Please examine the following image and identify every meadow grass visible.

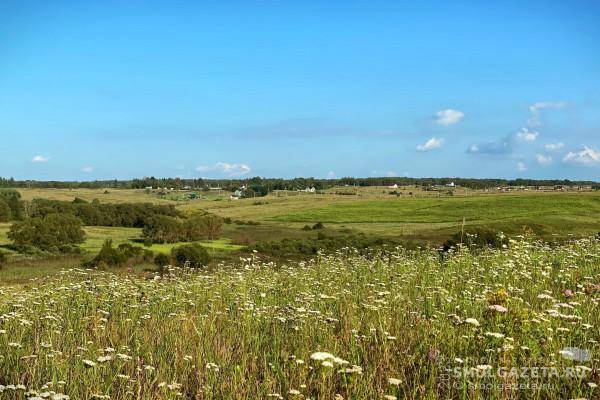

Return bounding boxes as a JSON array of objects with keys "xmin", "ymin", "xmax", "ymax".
[{"xmin": 0, "ymin": 236, "xmax": 598, "ymax": 399}]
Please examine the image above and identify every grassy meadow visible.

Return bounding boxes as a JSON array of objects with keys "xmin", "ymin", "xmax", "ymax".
[{"xmin": 0, "ymin": 236, "xmax": 598, "ymax": 399}]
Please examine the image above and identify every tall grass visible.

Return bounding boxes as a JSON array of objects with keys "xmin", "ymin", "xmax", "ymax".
[{"xmin": 0, "ymin": 236, "xmax": 598, "ymax": 399}]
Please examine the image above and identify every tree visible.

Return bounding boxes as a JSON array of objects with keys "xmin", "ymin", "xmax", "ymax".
[
  {"xmin": 198, "ymin": 214, "xmax": 223, "ymax": 240},
  {"xmin": 142, "ymin": 215, "xmax": 183, "ymax": 243},
  {"xmin": 0, "ymin": 198, "xmax": 11, "ymax": 222},
  {"xmin": 8, "ymin": 213, "xmax": 85, "ymax": 251},
  {"xmin": 184, "ymin": 213, "xmax": 223, "ymax": 241},
  {"xmin": 0, "ymin": 189, "xmax": 23, "ymax": 220},
  {"xmin": 171, "ymin": 244, "xmax": 209, "ymax": 268}
]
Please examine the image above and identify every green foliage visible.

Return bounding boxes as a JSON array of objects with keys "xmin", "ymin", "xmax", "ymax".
[
  {"xmin": 143, "ymin": 214, "xmax": 223, "ymax": 244},
  {"xmin": 0, "ymin": 189, "xmax": 23, "ymax": 220},
  {"xmin": 0, "ymin": 198, "xmax": 11, "ymax": 222},
  {"xmin": 154, "ymin": 253, "xmax": 171, "ymax": 267},
  {"xmin": 442, "ymin": 228, "xmax": 509, "ymax": 251},
  {"xmin": 142, "ymin": 215, "xmax": 183, "ymax": 244},
  {"xmin": 85, "ymin": 239, "xmax": 152, "ymax": 268},
  {"xmin": 8, "ymin": 213, "xmax": 85, "ymax": 251},
  {"xmin": 249, "ymin": 232, "xmax": 401, "ymax": 259},
  {"xmin": 171, "ymin": 243, "xmax": 210, "ymax": 268},
  {"xmin": 86, "ymin": 239, "xmax": 128, "ymax": 267},
  {"xmin": 0, "ymin": 251, "xmax": 6, "ymax": 268},
  {"xmin": 28, "ymin": 198, "xmax": 179, "ymax": 227},
  {"xmin": 312, "ymin": 222, "xmax": 325, "ymax": 230}
]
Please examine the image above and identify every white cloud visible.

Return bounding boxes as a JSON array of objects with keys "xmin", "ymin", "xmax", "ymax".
[
  {"xmin": 31, "ymin": 155, "xmax": 50, "ymax": 163},
  {"xmin": 467, "ymin": 144, "xmax": 479, "ymax": 153},
  {"xmin": 544, "ymin": 142, "xmax": 564, "ymax": 151},
  {"xmin": 82, "ymin": 166, "xmax": 94, "ymax": 173},
  {"xmin": 534, "ymin": 154, "xmax": 552, "ymax": 165},
  {"xmin": 517, "ymin": 162, "xmax": 527, "ymax": 172},
  {"xmin": 417, "ymin": 137, "xmax": 443, "ymax": 152},
  {"xmin": 563, "ymin": 146, "xmax": 600, "ymax": 166},
  {"xmin": 516, "ymin": 127, "xmax": 538, "ymax": 142},
  {"xmin": 196, "ymin": 161, "xmax": 251, "ymax": 177},
  {"xmin": 527, "ymin": 101, "xmax": 565, "ymax": 128},
  {"xmin": 327, "ymin": 171, "xmax": 336, "ymax": 179},
  {"xmin": 434, "ymin": 109, "xmax": 464, "ymax": 126}
]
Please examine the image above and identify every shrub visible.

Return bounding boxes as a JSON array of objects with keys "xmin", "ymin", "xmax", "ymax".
[
  {"xmin": 154, "ymin": 253, "xmax": 171, "ymax": 267},
  {"xmin": 0, "ymin": 251, "xmax": 6, "ymax": 268},
  {"xmin": 85, "ymin": 240, "xmax": 151, "ymax": 268},
  {"xmin": 302, "ymin": 225, "xmax": 312, "ymax": 231},
  {"xmin": 86, "ymin": 239, "xmax": 128, "ymax": 267},
  {"xmin": 8, "ymin": 213, "xmax": 85, "ymax": 251},
  {"xmin": 312, "ymin": 222, "xmax": 325, "ymax": 230},
  {"xmin": 442, "ymin": 228, "xmax": 509, "ymax": 252},
  {"xmin": 171, "ymin": 244, "xmax": 209, "ymax": 268}
]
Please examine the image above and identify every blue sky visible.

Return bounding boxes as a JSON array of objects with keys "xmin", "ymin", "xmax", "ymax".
[{"xmin": 1, "ymin": 0, "xmax": 599, "ymax": 180}]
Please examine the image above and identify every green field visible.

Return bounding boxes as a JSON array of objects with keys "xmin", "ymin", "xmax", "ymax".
[
  {"xmin": 2, "ymin": 189, "xmax": 599, "ymax": 285},
  {"xmin": 0, "ymin": 236, "xmax": 597, "ymax": 399},
  {"xmin": 271, "ymin": 194, "xmax": 600, "ymax": 223}
]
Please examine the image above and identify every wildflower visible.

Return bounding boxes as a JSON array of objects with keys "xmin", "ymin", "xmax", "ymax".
[
  {"xmin": 384, "ymin": 396, "xmax": 397, "ymax": 400},
  {"xmin": 488, "ymin": 304, "xmax": 508, "ymax": 313},
  {"xmin": 83, "ymin": 359, "xmax": 97, "ymax": 368},
  {"xmin": 388, "ymin": 378, "xmax": 402, "ymax": 386},
  {"xmin": 563, "ymin": 289, "xmax": 574, "ymax": 298},
  {"xmin": 465, "ymin": 318, "xmax": 480, "ymax": 327},
  {"xmin": 310, "ymin": 352, "xmax": 348, "ymax": 365}
]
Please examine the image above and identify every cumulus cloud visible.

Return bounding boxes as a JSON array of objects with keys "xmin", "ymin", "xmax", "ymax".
[
  {"xmin": 516, "ymin": 127, "xmax": 538, "ymax": 142},
  {"xmin": 544, "ymin": 142, "xmax": 564, "ymax": 151},
  {"xmin": 434, "ymin": 109, "xmax": 464, "ymax": 126},
  {"xmin": 563, "ymin": 147, "xmax": 600, "ymax": 166},
  {"xmin": 196, "ymin": 161, "xmax": 251, "ymax": 177},
  {"xmin": 82, "ymin": 166, "xmax": 94, "ymax": 173},
  {"xmin": 527, "ymin": 102, "xmax": 566, "ymax": 128},
  {"xmin": 31, "ymin": 155, "xmax": 50, "ymax": 163},
  {"xmin": 417, "ymin": 137, "xmax": 443, "ymax": 152},
  {"xmin": 327, "ymin": 171, "xmax": 336, "ymax": 179},
  {"xmin": 517, "ymin": 162, "xmax": 527, "ymax": 172},
  {"xmin": 535, "ymin": 154, "xmax": 552, "ymax": 165}
]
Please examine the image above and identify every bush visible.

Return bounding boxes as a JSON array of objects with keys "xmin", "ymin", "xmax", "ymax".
[
  {"xmin": 171, "ymin": 244, "xmax": 209, "ymax": 268},
  {"xmin": 302, "ymin": 225, "xmax": 312, "ymax": 231},
  {"xmin": 154, "ymin": 253, "xmax": 171, "ymax": 267},
  {"xmin": 85, "ymin": 239, "xmax": 128, "ymax": 267},
  {"xmin": 442, "ymin": 228, "xmax": 508, "ymax": 252},
  {"xmin": 0, "ymin": 251, "xmax": 6, "ymax": 268},
  {"xmin": 8, "ymin": 213, "xmax": 85, "ymax": 251},
  {"xmin": 312, "ymin": 222, "xmax": 325, "ymax": 230},
  {"xmin": 85, "ymin": 240, "xmax": 151, "ymax": 268}
]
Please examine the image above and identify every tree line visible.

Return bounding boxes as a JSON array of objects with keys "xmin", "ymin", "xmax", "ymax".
[
  {"xmin": 2, "ymin": 195, "xmax": 223, "ymax": 252},
  {"xmin": 2, "ymin": 176, "xmax": 597, "ymax": 191}
]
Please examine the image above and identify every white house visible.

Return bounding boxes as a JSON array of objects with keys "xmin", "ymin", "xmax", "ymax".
[{"xmin": 389, "ymin": 184, "xmax": 398, "ymax": 189}]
